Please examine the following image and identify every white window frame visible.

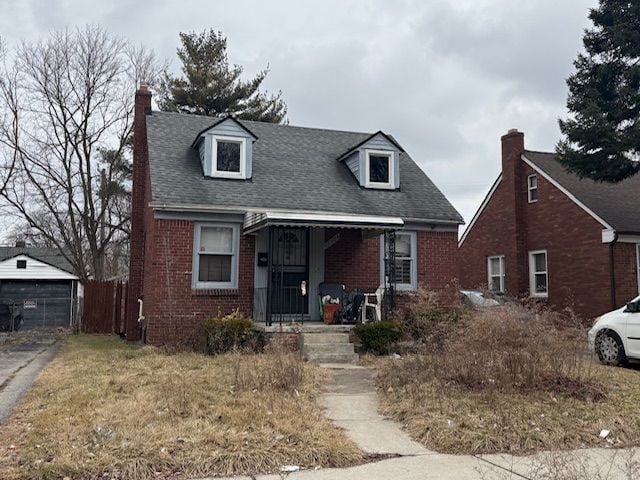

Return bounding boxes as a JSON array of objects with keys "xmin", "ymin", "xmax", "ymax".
[
  {"xmin": 211, "ymin": 135, "xmax": 247, "ymax": 179},
  {"xmin": 365, "ymin": 149, "xmax": 395, "ymax": 189},
  {"xmin": 527, "ymin": 174, "xmax": 538, "ymax": 203},
  {"xmin": 379, "ymin": 231, "xmax": 417, "ymax": 291},
  {"xmin": 487, "ymin": 255, "xmax": 505, "ymax": 293},
  {"xmin": 528, "ymin": 249, "xmax": 548, "ymax": 298},
  {"xmin": 192, "ymin": 223, "xmax": 240, "ymax": 289}
]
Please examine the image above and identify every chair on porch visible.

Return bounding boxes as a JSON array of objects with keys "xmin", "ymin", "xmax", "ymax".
[{"xmin": 361, "ymin": 286, "xmax": 384, "ymax": 323}]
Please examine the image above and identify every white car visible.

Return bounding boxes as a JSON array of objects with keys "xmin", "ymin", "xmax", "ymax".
[{"xmin": 588, "ymin": 295, "xmax": 640, "ymax": 366}]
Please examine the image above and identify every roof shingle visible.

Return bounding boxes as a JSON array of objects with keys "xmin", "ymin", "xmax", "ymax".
[{"xmin": 146, "ymin": 111, "xmax": 463, "ymax": 224}]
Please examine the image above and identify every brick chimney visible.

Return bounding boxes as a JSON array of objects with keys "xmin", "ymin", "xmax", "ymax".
[
  {"xmin": 500, "ymin": 128, "xmax": 528, "ymax": 295},
  {"xmin": 126, "ymin": 85, "xmax": 152, "ymax": 341}
]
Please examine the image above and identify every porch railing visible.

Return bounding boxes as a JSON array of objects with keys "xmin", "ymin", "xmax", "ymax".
[{"xmin": 253, "ymin": 287, "xmax": 307, "ymax": 326}]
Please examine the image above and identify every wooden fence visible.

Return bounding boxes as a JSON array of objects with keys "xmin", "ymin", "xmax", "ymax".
[{"xmin": 82, "ymin": 280, "xmax": 128, "ymax": 334}]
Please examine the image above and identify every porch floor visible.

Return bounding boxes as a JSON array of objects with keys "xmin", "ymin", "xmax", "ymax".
[{"xmin": 255, "ymin": 321, "xmax": 355, "ymax": 333}]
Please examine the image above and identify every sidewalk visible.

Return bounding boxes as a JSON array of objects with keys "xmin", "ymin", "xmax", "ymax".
[{"xmin": 207, "ymin": 364, "xmax": 638, "ymax": 480}]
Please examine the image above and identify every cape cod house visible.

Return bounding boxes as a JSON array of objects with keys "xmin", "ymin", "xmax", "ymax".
[
  {"xmin": 125, "ymin": 86, "xmax": 463, "ymax": 345},
  {"xmin": 459, "ymin": 129, "xmax": 640, "ymax": 320}
]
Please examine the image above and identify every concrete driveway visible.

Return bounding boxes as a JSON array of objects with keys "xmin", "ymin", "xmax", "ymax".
[{"xmin": 0, "ymin": 334, "xmax": 59, "ymax": 423}]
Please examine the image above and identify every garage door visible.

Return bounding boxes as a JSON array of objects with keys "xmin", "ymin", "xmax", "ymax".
[{"xmin": 0, "ymin": 280, "xmax": 73, "ymax": 330}]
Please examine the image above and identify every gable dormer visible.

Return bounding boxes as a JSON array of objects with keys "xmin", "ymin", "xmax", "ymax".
[
  {"xmin": 338, "ymin": 131, "xmax": 403, "ymax": 190},
  {"xmin": 192, "ymin": 116, "xmax": 258, "ymax": 180}
]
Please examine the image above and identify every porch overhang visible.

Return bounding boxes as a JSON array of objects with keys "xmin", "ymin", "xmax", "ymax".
[{"xmin": 243, "ymin": 211, "xmax": 404, "ymax": 234}]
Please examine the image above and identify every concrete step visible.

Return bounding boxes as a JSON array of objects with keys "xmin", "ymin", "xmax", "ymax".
[
  {"xmin": 303, "ymin": 342, "xmax": 356, "ymax": 356},
  {"xmin": 302, "ymin": 332, "xmax": 351, "ymax": 344},
  {"xmin": 306, "ymin": 352, "xmax": 359, "ymax": 364}
]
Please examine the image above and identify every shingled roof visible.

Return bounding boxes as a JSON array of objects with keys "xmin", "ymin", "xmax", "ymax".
[
  {"xmin": 145, "ymin": 111, "xmax": 463, "ymax": 225},
  {"xmin": 523, "ymin": 150, "xmax": 640, "ymax": 234}
]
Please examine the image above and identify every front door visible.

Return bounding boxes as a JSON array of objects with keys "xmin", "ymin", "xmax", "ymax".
[{"xmin": 270, "ymin": 228, "xmax": 309, "ymax": 316}]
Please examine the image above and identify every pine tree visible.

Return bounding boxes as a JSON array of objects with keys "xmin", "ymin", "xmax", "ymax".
[
  {"xmin": 159, "ymin": 30, "xmax": 287, "ymax": 123},
  {"xmin": 556, "ymin": 0, "xmax": 640, "ymax": 182}
]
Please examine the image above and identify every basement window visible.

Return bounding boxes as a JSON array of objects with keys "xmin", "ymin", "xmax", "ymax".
[
  {"xmin": 193, "ymin": 223, "xmax": 240, "ymax": 289},
  {"xmin": 527, "ymin": 174, "xmax": 538, "ymax": 203},
  {"xmin": 365, "ymin": 150, "xmax": 395, "ymax": 189},
  {"xmin": 212, "ymin": 136, "xmax": 246, "ymax": 179}
]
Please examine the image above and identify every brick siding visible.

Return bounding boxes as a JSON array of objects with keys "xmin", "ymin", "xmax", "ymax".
[{"xmin": 459, "ymin": 131, "xmax": 639, "ymax": 320}]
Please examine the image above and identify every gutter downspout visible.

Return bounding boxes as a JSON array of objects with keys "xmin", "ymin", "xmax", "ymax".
[{"xmin": 609, "ymin": 231, "xmax": 619, "ymax": 310}]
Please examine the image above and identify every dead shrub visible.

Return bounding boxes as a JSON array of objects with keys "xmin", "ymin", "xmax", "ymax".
[
  {"xmin": 397, "ymin": 287, "xmax": 466, "ymax": 349},
  {"xmin": 382, "ymin": 304, "xmax": 603, "ymax": 401}
]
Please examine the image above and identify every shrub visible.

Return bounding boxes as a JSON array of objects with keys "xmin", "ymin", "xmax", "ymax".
[
  {"xmin": 379, "ymin": 304, "xmax": 604, "ymax": 401},
  {"xmin": 354, "ymin": 321, "xmax": 403, "ymax": 355},
  {"xmin": 203, "ymin": 310, "xmax": 263, "ymax": 354},
  {"xmin": 397, "ymin": 288, "xmax": 465, "ymax": 349}
]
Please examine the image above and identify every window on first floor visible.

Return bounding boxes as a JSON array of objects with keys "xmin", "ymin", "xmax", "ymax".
[
  {"xmin": 487, "ymin": 255, "xmax": 505, "ymax": 293},
  {"xmin": 380, "ymin": 231, "xmax": 417, "ymax": 291},
  {"xmin": 528, "ymin": 250, "xmax": 548, "ymax": 297},
  {"xmin": 193, "ymin": 223, "xmax": 240, "ymax": 289}
]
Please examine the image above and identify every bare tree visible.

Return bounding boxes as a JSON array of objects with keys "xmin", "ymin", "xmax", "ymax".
[
  {"xmin": 0, "ymin": 38, "xmax": 18, "ymax": 199},
  {"xmin": 0, "ymin": 26, "xmax": 162, "ymax": 280}
]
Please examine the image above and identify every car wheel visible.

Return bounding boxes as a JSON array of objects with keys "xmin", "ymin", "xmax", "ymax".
[{"xmin": 595, "ymin": 331, "xmax": 626, "ymax": 366}]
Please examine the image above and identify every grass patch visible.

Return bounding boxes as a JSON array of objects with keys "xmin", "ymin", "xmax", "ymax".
[
  {"xmin": 0, "ymin": 335, "xmax": 362, "ymax": 479},
  {"xmin": 372, "ymin": 303, "xmax": 640, "ymax": 455}
]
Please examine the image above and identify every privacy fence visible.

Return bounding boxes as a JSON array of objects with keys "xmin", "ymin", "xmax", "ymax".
[{"xmin": 81, "ymin": 280, "xmax": 128, "ymax": 334}]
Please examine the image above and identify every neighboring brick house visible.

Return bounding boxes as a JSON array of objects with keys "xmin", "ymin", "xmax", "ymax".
[
  {"xmin": 459, "ymin": 129, "xmax": 640, "ymax": 320},
  {"xmin": 126, "ymin": 86, "xmax": 463, "ymax": 344}
]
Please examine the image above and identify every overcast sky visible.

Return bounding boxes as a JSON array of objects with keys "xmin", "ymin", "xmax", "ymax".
[{"xmin": 0, "ymin": 0, "xmax": 597, "ymax": 228}]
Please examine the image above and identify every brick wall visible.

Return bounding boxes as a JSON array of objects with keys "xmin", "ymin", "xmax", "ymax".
[
  {"xmin": 143, "ymin": 219, "xmax": 255, "ymax": 345},
  {"xmin": 126, "ymin": 86, "xmax": 152, "ymax": 341},
  {"xmin": 417, "ymin": 230, "xmax": 458, "ymax": 289},
  {"xmin": 458, "ymin": 130, "xmax": 637, "ymax": 320},
  {"xmin": 324, "ymin": 229, "xmax": 380, "ymax": 291},
  {"xmin": 613, "ymin": 242, "xmax": 640, "ymax": 307}
]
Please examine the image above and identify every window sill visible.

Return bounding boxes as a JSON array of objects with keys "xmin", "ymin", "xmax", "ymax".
[{"xmin": 192, "ymin": 288, "xmax": 240, "ymax": 297}]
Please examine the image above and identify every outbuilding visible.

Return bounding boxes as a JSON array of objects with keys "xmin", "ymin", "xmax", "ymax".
[{"xmin": 0, "ymin": 242, "xmax": 81, "ymax": 330}]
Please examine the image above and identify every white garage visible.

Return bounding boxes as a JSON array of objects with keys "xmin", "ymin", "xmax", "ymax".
[{"xmin": 0, "ymin": 245, "xmax": 81, "ymax": 330}]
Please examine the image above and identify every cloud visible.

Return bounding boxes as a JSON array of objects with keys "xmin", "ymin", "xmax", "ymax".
[{"xmin": 0, "ymin": 0, "xmax": 598, "ymax": 228}]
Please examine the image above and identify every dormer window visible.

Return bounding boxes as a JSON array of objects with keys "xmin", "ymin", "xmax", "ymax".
[
  {"xmin": 365, "ymin": 150, "xmax": 395, "ymax": 189},
  {"xmin": 212, "ymin": 136, "xmax": 246, "ymax": 179}
]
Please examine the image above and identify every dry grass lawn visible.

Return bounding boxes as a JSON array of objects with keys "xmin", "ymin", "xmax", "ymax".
[
  {"xmin": 373, "ymin": 355, "xmax": 640, "ymax": 455},
  {"xmin": 0, "ymin": 335, "xmax": 362, "ymax": 479}
]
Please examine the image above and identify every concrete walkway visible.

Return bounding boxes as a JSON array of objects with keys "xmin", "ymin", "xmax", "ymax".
[
  {"xmin": 317, "ymin": 364, "xmax": 430, "ymax": 456},
  {"xmin": 208, "ymin": 363, "xmax": 639, "ymax": 480},
  {"xmin": 0, "ymin": 337, "xmax": 59, "ymax": 423}
]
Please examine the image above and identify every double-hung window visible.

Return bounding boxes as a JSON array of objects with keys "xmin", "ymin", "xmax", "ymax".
[
  {"xmin": 381, "ymin": 231, "xmax": 417, "ymax": 291},
  {"xmin": 529, "ymin": 250, "xmax": 548, "ymax": 297},
  {"xmin": 487, "ymin": 255, "xmax": 505, "ymax": 293},
  {"xmin": 527, "ymin": 174, "xmax": 538, "ymax": 203},
  {"xmin": 193, "ymin": 224, "xmax": 240, "ymax": 289}
]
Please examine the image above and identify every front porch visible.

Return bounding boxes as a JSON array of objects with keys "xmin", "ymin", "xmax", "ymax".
[{"xmin": 244, "ymin": 212, "xmax": 404, "ymax": 327}]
